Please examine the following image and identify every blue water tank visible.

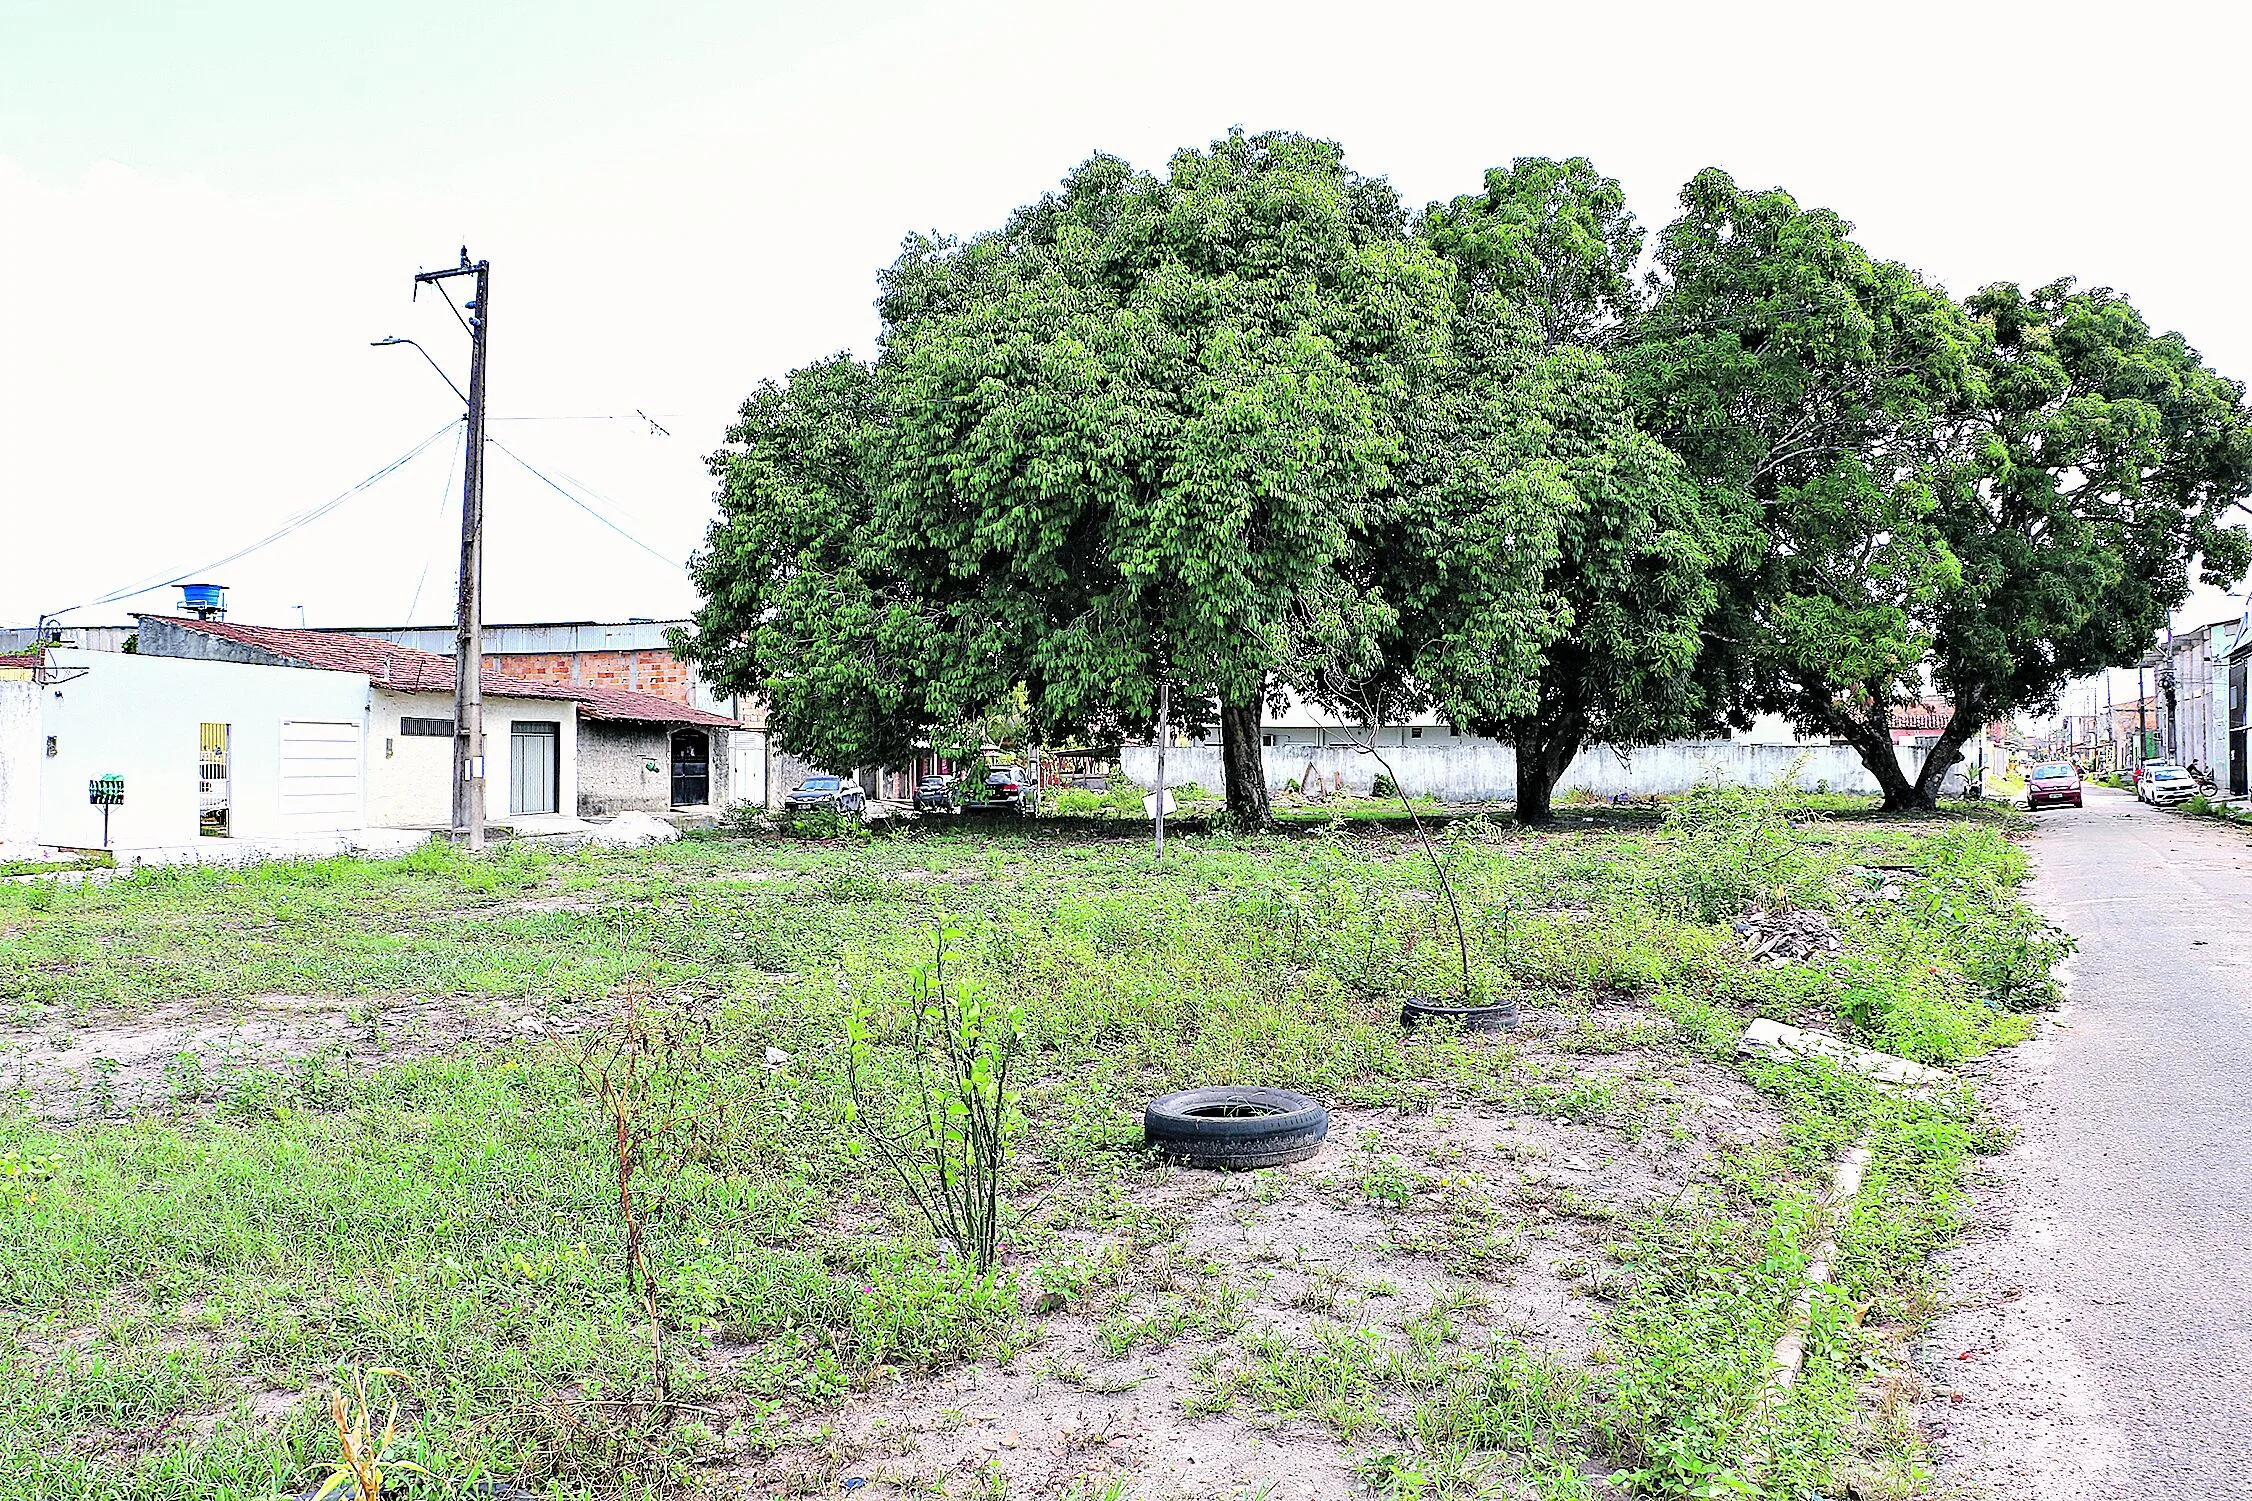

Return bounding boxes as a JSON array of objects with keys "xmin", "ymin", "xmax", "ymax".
[{"xmin": 180, "ymin": 583, "xmax": 227, "ymax": 619}]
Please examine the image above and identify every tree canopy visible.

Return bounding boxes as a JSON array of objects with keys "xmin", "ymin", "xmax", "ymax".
[
  {"xmin": 1379, "ymin": 160, "xmax": 1714, "ymax": 820},
  {"xmin": 1624, "ymin": 169, "xmax": 1981, "ymax": 806},
  {"xmin": 683, "ymin": 139, "xmax": 2252, "ymax": 822}
]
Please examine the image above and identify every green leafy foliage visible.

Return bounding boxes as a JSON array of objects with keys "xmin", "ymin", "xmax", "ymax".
[
  {"xmin": 844, "ymin": 922, "xmax": 1025, "ymax": 1274},
  {"xmin": 1626, "ymin": 169, "xmax": 1976, "ymax": 808}
]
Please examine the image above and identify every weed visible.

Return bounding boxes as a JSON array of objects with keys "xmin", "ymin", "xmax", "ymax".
[
  {"xmin": 303, "ymin": 1365, "xmax": 432, "ymax": 1501},
  {"xmin": 845, "ymin": 920, "xmax": 1023, "ymax": 1274},
  {"xmin": 580, "ymin": 979, "xmax": 738, "ymax": 1410}
]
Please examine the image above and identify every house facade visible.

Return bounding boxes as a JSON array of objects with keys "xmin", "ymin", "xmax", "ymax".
[
  {"xmin": 0, "ymin": 648, "xmax": 374, "ymax": 854},
  {"xmin": 135, "ymin": 615, "xmax": 740, "ymax": 821},
  {"xmin": 2161, "ymin": 623, "xmax": 2231, "ymax": 783},
  {"xmin": 321, "ymin": 619, "xmax": 771, "ymax": 810}
]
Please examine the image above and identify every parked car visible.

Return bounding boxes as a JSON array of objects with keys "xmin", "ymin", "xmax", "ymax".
[
  {"xmin": 2137, "ymin": 763, "xmax": 2198, "ymax": 807},
  {"xmin": 977, "ymin": 765, "xmax": 1036, "ymax": 814},
  {"xmin": 783, "ymin": 775, "xmax": 865, "ymax": 814},
  {"xmin": 913, "ymin": 774, "xmax": 957, "ymax": 813},
  {"xmin": 2025, "ymin": 761, "xmax": 2083, "ymax": 810}
]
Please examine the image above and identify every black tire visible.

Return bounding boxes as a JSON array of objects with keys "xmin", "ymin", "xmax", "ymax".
[
  {"xmin": 1144, "ymin": 1087, "xmax": 1328, "ymax": 1170},
  {"xmin": 1400, "ymin": 996, "xmax": 1518, "ymax": 1033}
]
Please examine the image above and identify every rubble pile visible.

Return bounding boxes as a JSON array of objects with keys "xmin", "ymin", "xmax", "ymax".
[
  {"xmin": 1839, "ymin": 865, "xmax": 1910, "ymax": 903},
  {"xmin": 1731, "ymin": 908, "xmax": 1845, "ymax": 966}
]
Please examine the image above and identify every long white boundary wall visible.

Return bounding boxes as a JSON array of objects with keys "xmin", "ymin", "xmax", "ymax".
[{"xmin": 1120, "ymin": 738, "xmax": 1929, "ymax": 803}]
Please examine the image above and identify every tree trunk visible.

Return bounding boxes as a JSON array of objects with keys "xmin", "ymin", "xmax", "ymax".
[
  {"xmin": 1218, "ymin": 695, "xmax": 1273, "ymax": 829},
  {"xmin": 1910, "ymin": 706, "xmax": 1983, "ymax": 807},
  {"xmin": 1830, "ymin": 712, "xmax": 1919, "ymax": 811},
  {"xmin": 1512, "ymin": 729, "xmax": 1581, "ymax": 824}
]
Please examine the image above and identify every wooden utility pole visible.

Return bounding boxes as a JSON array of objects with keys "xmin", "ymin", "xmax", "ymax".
[{"xmin": 414, "ymin": 248, "xmax": 491, "ymax": 850}]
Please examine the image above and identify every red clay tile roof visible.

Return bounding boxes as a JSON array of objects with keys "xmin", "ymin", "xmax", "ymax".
[
  {"xmin": 138, "ymin": 616, "xmax": 740, "ymax": 728},
  {"xmin": 1888, "ymin": 701, "xmax": 1955, "ymax": 731}
]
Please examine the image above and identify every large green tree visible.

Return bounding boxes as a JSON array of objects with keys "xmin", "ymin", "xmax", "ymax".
[
  {"xmin": 1913, "ymin": 280, "xmax": 2252, "ymax": 782},
  {"xmin": 689, "ymin": 131, "xmax": 1459, "ymax": 825},
  {"xmin": 1629, "ymin": 171, "xmax": 2252, "ymax": 807},
  {"xmin": 1626, "ymin": 169, "xmax": 1980, "ymax": 807},
  {"xmin": 1387, "ymin": 159, "xmax": 1715, "ymax": 822}
]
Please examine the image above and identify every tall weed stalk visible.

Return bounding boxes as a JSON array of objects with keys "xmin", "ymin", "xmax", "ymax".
[{"xmin": 845, "ymin": 921, "xmax": 1023, "ymax": 1274}]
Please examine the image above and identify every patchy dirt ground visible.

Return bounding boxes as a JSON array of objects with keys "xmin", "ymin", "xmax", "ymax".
[
  {"xmin": 733, "ymin": 1028, "xmax": 1784, "ymax": 1501},
  {"xmin": 0, "ymin": 993, "xmax": 571, "ymax": 1120}
]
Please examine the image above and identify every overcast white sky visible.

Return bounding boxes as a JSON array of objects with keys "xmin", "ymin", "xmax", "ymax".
[{"xmin": 4, "ymin": 0, "xmax": 2248, "ymax": 648}]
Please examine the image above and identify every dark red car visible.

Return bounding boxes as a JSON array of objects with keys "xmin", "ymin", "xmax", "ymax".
[{"xmin": 2026, "ymin": 760, "xmax": 2083, "ymax": 810}]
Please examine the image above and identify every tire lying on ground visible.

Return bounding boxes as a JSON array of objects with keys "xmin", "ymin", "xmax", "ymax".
[
  {"xmin": 1400, "ymin": 996, "xmax": 1518, "ymax": 1033},
  {"xmin": 1144, "ymin": 1086, "xmax": 1329, "ymax": 1170}
]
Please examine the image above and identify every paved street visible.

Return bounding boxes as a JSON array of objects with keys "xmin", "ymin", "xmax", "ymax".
[{"xmin": 1928, "ymin": 787, "xmax": 2252, "ymax": 1498}]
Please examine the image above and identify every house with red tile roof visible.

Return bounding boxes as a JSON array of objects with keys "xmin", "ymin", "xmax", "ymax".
[{"xmin": 134, "ymin": 615, "xmax": 742, "ymax": 823}]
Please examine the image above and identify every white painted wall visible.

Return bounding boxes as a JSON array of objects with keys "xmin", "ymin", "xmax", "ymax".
[
  {"xmin": 0, "ymin": 680, "xmax": 41, "ymax": 850},
  {"xmin": 33, "ymin": 649, "xmax": 370, "ymax": 850},
  {"xmin": 367, "ymin": 689, "xmax": 578, "ymax": 827},
  {"xmin": 1122, "ymin": 737, "xmax": 1928, "ymax": 803}
]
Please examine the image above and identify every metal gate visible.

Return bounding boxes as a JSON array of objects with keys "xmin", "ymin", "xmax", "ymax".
[
  {"xmin": 279, "ymin": 721, "xmax": 362, "ymax": 830},
  {"xmin": 2233, "ymin": 662, "xmax": 2249, "ymax": 797},
  {"xmin": 198, "ymin": 722, "xmax": 230, "ymax": 837},
  {"xmin": 509, "ymin": 721, "xmax": 559, "ymax": 815},
  {"xmin": 671, "ymin": 729, "xmax": 710, "ymax": 807}
]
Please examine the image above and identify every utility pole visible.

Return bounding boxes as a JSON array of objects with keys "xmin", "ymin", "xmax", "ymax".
[
  {"xmin": 1153, "ymin": 678, "xmax": 1169, "ymax": 859},
  {"xmin": 2163, "ymin": 625, "xmax": 2178, "ymax": 760},
  {"xmin": 414, "ymin": 248, "xmax": 491, "ymax": 851},
  {"xmin": 2138, "ymin": 662, "xmax": 2150, "ymax": 767},
  {"xmin": 2089, "ymin": 679, "xmax": 2107, "ymax": 774}
]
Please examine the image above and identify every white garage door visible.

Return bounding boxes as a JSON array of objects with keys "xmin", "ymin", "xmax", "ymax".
[{"xmin": 279, "ymin": 721, "xmax": 362, "ymax": 830}]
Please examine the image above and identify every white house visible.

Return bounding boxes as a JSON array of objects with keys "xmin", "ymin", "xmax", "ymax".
[
  {"xmin": 0, "ymin": 649, "xmax": 376, "ymax": 857},
  {"xmin": 133, "ymin": 615, "xmax": 740, "ymax": 821}
]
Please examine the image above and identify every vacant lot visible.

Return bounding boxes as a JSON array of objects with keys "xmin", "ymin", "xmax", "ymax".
[{"xmin": 0, "ymin": 790, "xmax": 2062, "ymax": 1500}]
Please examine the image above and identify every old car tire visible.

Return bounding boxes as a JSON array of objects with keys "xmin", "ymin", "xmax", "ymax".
[
  {"xmin": 1400, "ymin": 997, "xmax": 1518, "ymax": 1033},
  {"xmin": 1144, "ymin": 1087, "xmax": 1328, "ymax": 1170}
]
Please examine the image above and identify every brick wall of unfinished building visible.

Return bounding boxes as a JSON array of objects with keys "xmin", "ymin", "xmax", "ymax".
[{"xmin": 479, "ymin": 649, "xmax": 694, "ymax": 703}]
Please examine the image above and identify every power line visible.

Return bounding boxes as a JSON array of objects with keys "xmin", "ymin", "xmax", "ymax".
[
  {"xmin": 487, "ymin": 412, "xmax": 681, "ymax": 427},
  {"xmin": 487, "ymin": 437, "xmax": 686, "ymax": 570},
  {"xmin": 403, "ymin": 422, "xmax": 465, "ymax": 624},
  {"xmin": 47, "ymin": 419, "xmax": 462, "ymax": 619}
]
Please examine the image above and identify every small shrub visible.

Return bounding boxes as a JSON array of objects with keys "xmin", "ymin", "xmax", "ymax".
[
  {"xmin": 845, "ymin": 922, "xmax": 1024, "ymax": 1274},
  {"xmin": 1650, "ymin": 780, "xmax": 1805, "ymax": 922},
  {"xmin": 781, "ymin": 807, "xmax": 867, "ymax": 841},
  {"xmin": 1371, "ymin": 772, "xmax": 1399, "ymax": 800}
]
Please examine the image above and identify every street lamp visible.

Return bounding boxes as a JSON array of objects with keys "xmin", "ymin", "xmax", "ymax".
[{"xmin": 370, "ymin": 336, "xmax": 467, "ymax": 407}]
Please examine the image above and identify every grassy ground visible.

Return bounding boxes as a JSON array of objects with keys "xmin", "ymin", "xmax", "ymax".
[{"xmin": 0, "ymin": 789, "xmax": 2064, "ymax": 1500}]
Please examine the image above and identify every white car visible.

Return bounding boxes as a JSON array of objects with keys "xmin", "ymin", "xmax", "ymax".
[{"xmin": 2137, "ymin": 764, "xmax": 2198, "ymax": 807}]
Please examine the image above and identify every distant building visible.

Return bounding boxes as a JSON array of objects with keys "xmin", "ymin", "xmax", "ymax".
[
  {"xmin": 2156, "ymin": 624, "xmax": 2227, "ymax": 781},
  {"xmin": 135, "ymin": 615, "xmax": 741, "ymax": 821},
  {"xmin": 320, "ymin": 619, "xmax": 786, "ymax": 809}
]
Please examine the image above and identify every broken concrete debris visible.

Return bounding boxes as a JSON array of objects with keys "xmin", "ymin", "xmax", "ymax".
[
  {"xmin": 1738, "ymin": 1017, "xmax": 1948, "ymax": 1090},
  {"xmin": 1732, "ymin": 908, "xmax": 1845, "ymax": 965}
]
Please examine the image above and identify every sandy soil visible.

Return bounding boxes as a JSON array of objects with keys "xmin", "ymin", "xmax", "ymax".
[
  {"xmin": 730, "ymin": 1038, "xmax": 1780, "ymax": 1500},
  {"xmin": 0, "ymin": 993, "xmax": 567, "ymax": 1120}
]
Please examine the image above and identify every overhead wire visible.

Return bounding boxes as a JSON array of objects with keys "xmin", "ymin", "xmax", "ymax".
[
  {"xmin": 486, "ymin": 437, "xmax": 687, "ymax": 570},
  {"xmin": 48, "ymin": 418, "xmax": 463, "ymax": 619},
  {"xmin": 403, "ymin": 422, "xmax": 465, "ymax": 624}
]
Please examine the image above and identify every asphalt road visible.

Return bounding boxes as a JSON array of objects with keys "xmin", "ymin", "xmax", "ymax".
[{"xmin": 1927, "ymin": 786, "xmax": 2252, "ymax": 1497}]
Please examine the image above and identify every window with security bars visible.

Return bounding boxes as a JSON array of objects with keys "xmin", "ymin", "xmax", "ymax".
[
  {"xmin": 198, "ymin": 722, "xmax": 230, "ymax": 837},
  {"xmin": 400, "ymin": 716, "xmax": 455, "ymax": 737}
]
